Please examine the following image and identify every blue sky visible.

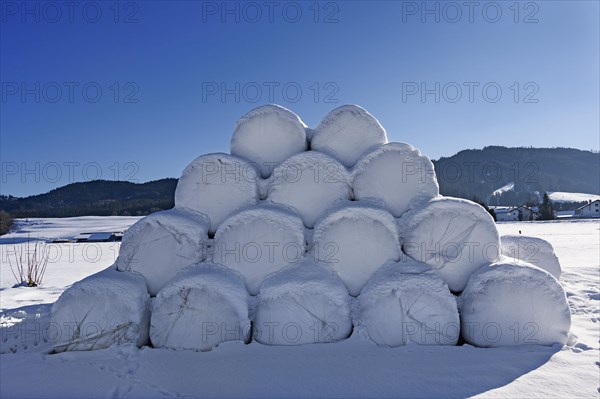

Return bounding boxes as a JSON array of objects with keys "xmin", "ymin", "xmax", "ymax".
[{"xmin": 1, "ymin": 0, "xmax": 598, "ymax": 197}]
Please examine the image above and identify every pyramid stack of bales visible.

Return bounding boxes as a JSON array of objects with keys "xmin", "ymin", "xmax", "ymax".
[{"xmin": 50, "ymin": 104, "xmax": 571, "ymax": 352}]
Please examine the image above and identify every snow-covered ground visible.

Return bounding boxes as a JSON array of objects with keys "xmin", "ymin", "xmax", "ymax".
[
  {"xmin": 1, "ymin": 217, "xmax": 598, "ymax": 398},
  {"xmin": 547, "ymin": 192, "xmax": 600, "ymax": 203},
  {"xmin": 490, "ymin": 181, "xmax": 515, "ymax": 198},
  {"xmin": 0, "ymin": 217, "xmax": 142, "ymax": 309},
  {"xmin": 489, "ymin": 185, "xmax": 599, "ymax": 205}
]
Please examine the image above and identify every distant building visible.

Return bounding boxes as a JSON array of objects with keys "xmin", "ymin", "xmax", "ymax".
[
  {"xmin": 73, "ymin": 232, "xmax": 123, "ymax": 243},
  {"xmin": 516, "ymin": 205, "xmax": 537, "ymax": 221},
  {"xmin": 490, "ymin": 205, "xmax": 539, "ymax": 222},
  {"xmin": 494, "ymin": 207, "xmax": 519, "ymax": 222},
  {"xmin": 556, "ymin": 210, "xmax": 575, "ymax": 219},
  {"xmin": 574, "ymin": 200, "xmax": 600, "ymax": 218},
  {"xmin": 87, "ymin": 232, "xmax": 122, "ymax": 242}
]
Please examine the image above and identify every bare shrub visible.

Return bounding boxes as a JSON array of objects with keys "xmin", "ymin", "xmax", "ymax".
[{"xmin": 8, "ymin": 239, "xmax": 50, "ymax": 287}]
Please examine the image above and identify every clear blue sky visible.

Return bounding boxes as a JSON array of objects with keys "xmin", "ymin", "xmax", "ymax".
[{"xmin": 1, "ymin": 0, "xmax": 598, "ymax": 197}]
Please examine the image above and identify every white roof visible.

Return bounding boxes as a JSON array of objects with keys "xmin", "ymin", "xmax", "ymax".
[
  {"xmin": 73, "ymin": 232, "xmax": 120, "ymax": 241},
  {"xmin": 87, "ymin": 232, "xmax": 115, "ymax": 241}
]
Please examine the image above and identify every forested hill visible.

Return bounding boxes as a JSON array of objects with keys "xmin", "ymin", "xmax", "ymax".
[
  {"xmin": 0, "ymin": 179, "xmax": 177, "ymax": 217},
  {"xmin": 1, "ymin": 147, "xmax": 598, "ymax": 217},
  {"xmin": 432, "ymin": 146, "xmax": 599, "ymax": 205}
]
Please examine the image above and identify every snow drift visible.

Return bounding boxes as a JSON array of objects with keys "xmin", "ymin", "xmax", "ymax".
[
  {"xmin": 266, "ymin": 151, "xmax": 352, "ymax": 228},
  {"xmin": 459, "ymin": 260, "xmax": 571, "ymax": 347},
  {"xmin": 310, "ymin": 105, "xmax": 387, "ymax": 168},
  {"xmin": 150, "ymin": 264, "xmax": 250, "ymax": 351},
  {"xmin": 230, "ymin": 104, "xmax": 308, "ymax": 178},
  {"xmin": 253, "ymin": 258, "xmax": 352, "ymax": 345},
  {"xmin": 212, "ymin": 204, "xmax": 306, "ymax": 295},
  {"xmin": 356, "ymin": 259, "xmax": 460, "ymax": 347},
  {"xmin": 352, "ymin": 142, "xmax": 439, "ymax": 217},
  {"xmin": 115, "ymin": 208, "xmax": 210, "ymax": 296},
  {"xmin": 50, "ymin": 267, "xmax": 150, "ymax": 352},
  {"xmin": 310, "ymin": 201, "xmax": 401, "ymax": 296},
  {"xmin": 399, "ymin": 197, "xmax": 500, "ymax": 292},
  {"xmin": 174, "ymin": 153, "xmax": 260, "ymax": 233},
  {"xmin": 501, "ymin": 235, "xmax": 561, "ymax": 279}
]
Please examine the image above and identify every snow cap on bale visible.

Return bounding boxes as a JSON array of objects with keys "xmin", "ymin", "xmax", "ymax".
[
  {"xmin": 115, "ymin": 208, "xmax": 210, "ymax": 296},
  {"xmin": 253, "ymin": 258, "xmax": 352, "ymax": 345},
  {"xmin": 50, "ymin": 267, "xmax": 150, "ymax": 352},
  {"xmin": 500, "ymin": 235, "xmax": 561, "ymax": 279},
  {"xmin": 356, "ymin": 258, "xmax": 460, "ymax": 347},
  {"xmin": 311, "ymin": 105, "xmax": 387, "ymax": 168},
  {"xmin": 175, "ymin": 153, "xmax": 260, "ymax": 233},
  {"xmin": 231, "ymin": 104, "xmax": 308, "ymax": 178},
  {"xmin": 459, "ymin": 260, "xmax": 571, "ymax": 347},
  {"xmin": 150, "ymin": 263, "xmax": 250, "ymax": 351},
  {"xmin": 352, "ymin": 142, "xmax": 439, "ymax": 217},
  {"xmin": 310, "ymin": 200, "xmax": 401, "ymax": 296},
  {"xmin": 266, "ymin": 151, "xmax": 352, "ymax": 228},
  {"xmin": 398, "ymin": 196, "xmax": 500, "ymax": 292},
  {"xmin": 212, "ymin": 203, "xmax": 306, "ymax": 295}
]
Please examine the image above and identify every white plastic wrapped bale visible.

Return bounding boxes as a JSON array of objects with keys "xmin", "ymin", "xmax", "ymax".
[
  {"xmin": 399, "ymin": 197, "xmax": 500, "ymax": 292},
  {"xmin": 115, "ymin": 208, "xmax": 210, "ymax": 296},
  {"xmin": 311, "ymin": 105, "xmax": 387, "ymax": 168},
  {"xmin": 356, "ymin": 259, "xmax": 460, "ymax": 347},
  {"xmin": 174, "ymin": 153, "xmax": 260, "ymax": 233},
  {"xmin": 230, "ymin": 104, "xmax": 308, "ymax": 178},
  {"xmin": 310, "ymin": 201, "xmax": 401, "ymax": 296},
  {"xmin": 212, "ymin": 204, "xmax": 306, "ymax": 295},
  {"xmin": 266, "ymin": 151, "xmax": 352, "ymax": 228},
  {"xmin": 253, "ymin": 258, "xmax": 352, "ymax": 345},
  {"xmin": 150, "ymin": 263, "xmax": 250, "ymax": 351},
  {"xmin": 500, "ymin": 235, "xmax": 561, "ymax": 279},
  {"xmin": 50, "ymin": 267, "xmax": 150, "ymax": 352},
  {"xmin": 352, "ymin": 142, "xmax": 439, "ymax": 217},
  {"xmin": 459, "ymin": 260, "xmax": 571, "ymax": 347}
]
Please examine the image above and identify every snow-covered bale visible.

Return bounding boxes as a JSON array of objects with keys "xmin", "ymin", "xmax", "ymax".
[
  {"xmin": 311, "ymin": 105, "xmax": 387, "ymax": 168},
  {"xmin": 356, "ymin": 259, "xmax": 460, "ymax": 347},
  {"xmin": 310, "ymin": 201, "xmax": 401, "ymax": 296},
  {"xmin": 266, "ymin": 151, "xmax": 352, "ymax": 228},
  {"xmin": 352, "ymin": 142, "xmax": 439, "ymax": 217},
  {"xmin": 115, "ymin": 208, "xmax": 210, "ymax": 296},
  {"xmin": 459, "ymin": 260, "xmax": 571, "ymax": 347},
  {"xmin": 174, "ymin": 153, "xmax": 260, "ymax": 233},
  {"xmin": 501, "ymin": 235, "xmax": 561, "ymax": 279},
  {"xmin": 253, "ymin": 258, "xmax": 352, "ymax": 345},
  {"xmin": 399, "ymin": 197, "xmax": 500, "ymax": 292},
  {"xmin": 50, "ymin": 267, "xmax": 150, "ymax": 352},
  {"xmin": 212, "ymin": 204, "xmax": 306, "ymax": 295},
  {"xmin": 230, "ymin": 104, "xmax": 308, "ymax": 178},
  {"xmin": 150, "ymin": 264, "xmax": 250, "ymax": 351}
]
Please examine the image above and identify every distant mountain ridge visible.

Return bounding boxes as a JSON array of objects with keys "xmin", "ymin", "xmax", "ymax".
[
  {"xmin": 432, "ymin": 146, "xmax": 599, "ymax": 206},
  {"xmin": 1, "ymin": 147, "xmax": 598, "ymax": 217},
  {"xmin": 0, "ymin": 179, "xmax": 177, "ymax": 217}
]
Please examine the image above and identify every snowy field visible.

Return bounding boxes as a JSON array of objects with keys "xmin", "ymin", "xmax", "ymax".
[
  {"xmin": 0, "ymin": 217, "xmax": 598, "ymax": 398},
  {"xmin": 547, "ymin": 192, "xmax": 600, "ymax": 203}
]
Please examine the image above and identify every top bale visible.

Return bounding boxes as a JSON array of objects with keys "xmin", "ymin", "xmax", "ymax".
[
  {"xmin": 311, "ymin": 105, "xmax": 387, "ymax": 168},
  {"xmin": 231, "ymin": 104, "xmax": 308, "ymax": 178}
]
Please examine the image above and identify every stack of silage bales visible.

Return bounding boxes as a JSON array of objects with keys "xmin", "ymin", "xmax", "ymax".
[{"xmin": 50, "ymin": 104, "xmax": 571, "ymax": 352}]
